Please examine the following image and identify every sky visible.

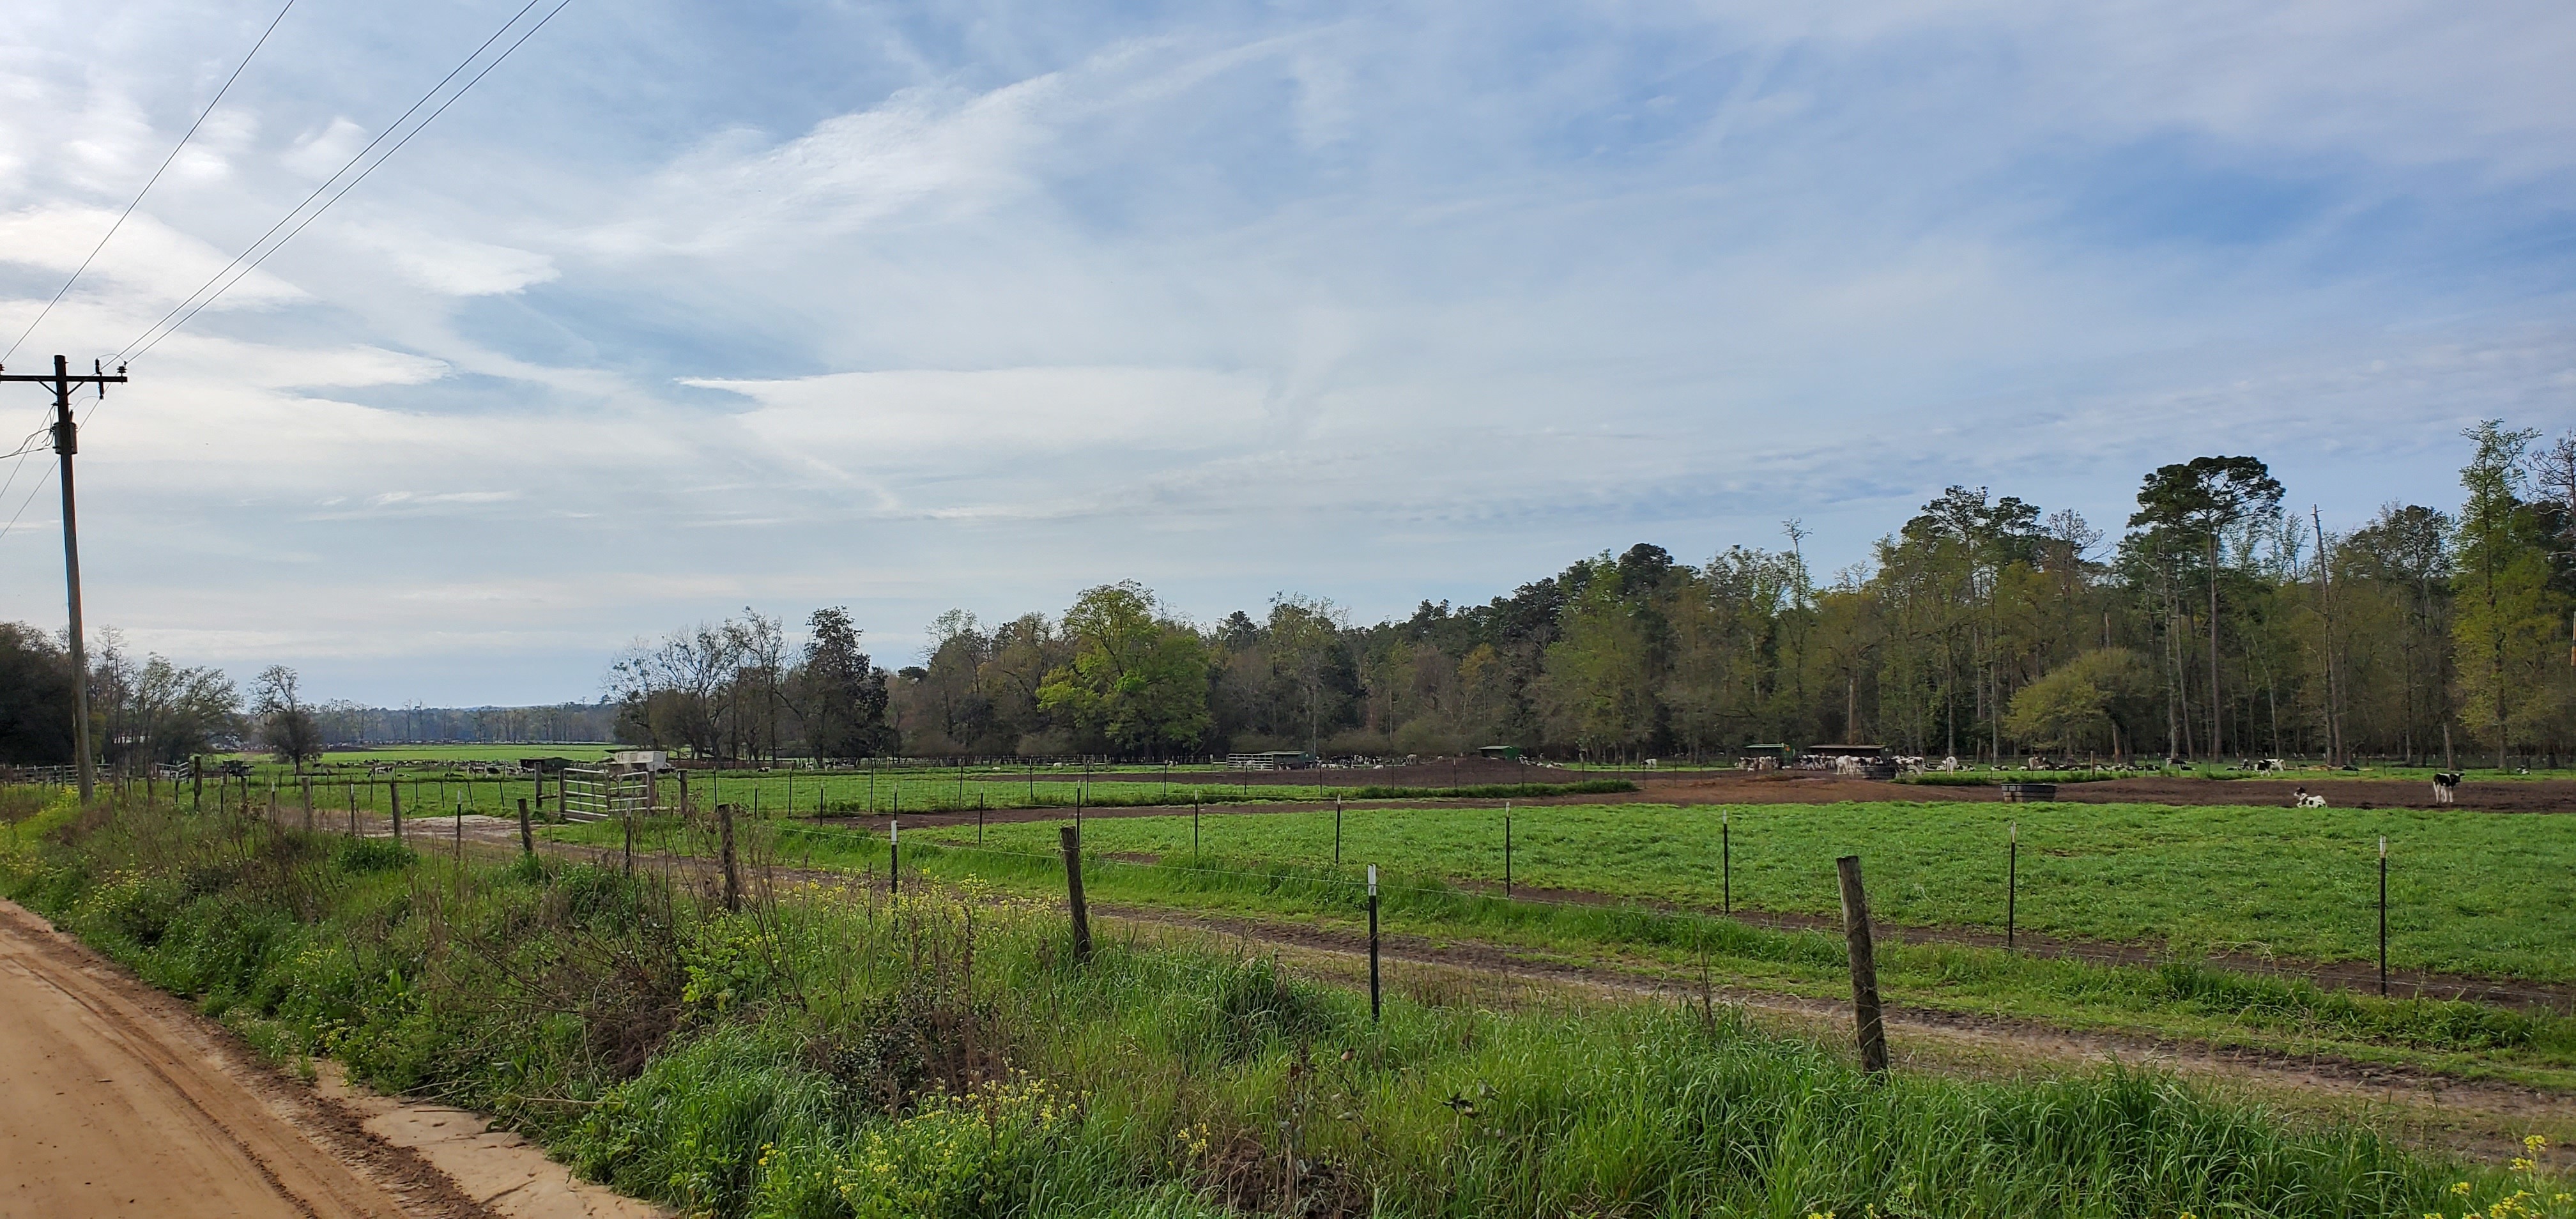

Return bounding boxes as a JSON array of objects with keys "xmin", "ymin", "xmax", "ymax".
[{"xmin": 1, "ymin": 0, "xmax": 2572, "ymax": 707}]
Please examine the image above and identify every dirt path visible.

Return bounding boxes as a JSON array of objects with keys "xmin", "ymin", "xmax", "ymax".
[
  {"xmin": 0, "ymin": 896, "xmax": 661, "ymax": 1219},
  {"xmin": 0, "ymin": 898, "xmax": 448, "ymax": 1217}
]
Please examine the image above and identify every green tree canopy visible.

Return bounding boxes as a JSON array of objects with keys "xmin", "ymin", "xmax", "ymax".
[{"xmin": 1038, "ymin": 582, "xmax": 1213, "ymax": 756}]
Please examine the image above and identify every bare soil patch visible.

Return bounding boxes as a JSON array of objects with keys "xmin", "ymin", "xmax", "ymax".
[{"xmin": 0, "ymin": 896, "xmax": 490, "ymax": 1218}]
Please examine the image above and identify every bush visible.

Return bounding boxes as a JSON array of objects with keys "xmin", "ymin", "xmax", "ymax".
[{"xmin": 336, "ymin": 837, "xmax": 416, "ymax": 874}]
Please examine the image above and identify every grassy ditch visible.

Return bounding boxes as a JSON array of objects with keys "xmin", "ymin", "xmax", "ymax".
[
  {"xmin": 559, "ymin": 816, "xmax": 2576, "ymax": 1088},
  {"xmin": 6, "ymin": 797, "xmax": 2563, "ymax": 1218}
]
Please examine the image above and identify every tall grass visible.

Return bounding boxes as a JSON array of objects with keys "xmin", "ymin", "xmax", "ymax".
[
  {"xmin": 2, "ymin": 799, "xmax": 2556, "ymax": 1219},
  {"xmin": 608, "ymin": 818, "xmax": 2576, "ymax": 1082}
]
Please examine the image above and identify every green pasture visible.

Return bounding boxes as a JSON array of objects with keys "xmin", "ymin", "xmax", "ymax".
[
  {"xmin": 547, "ymin": 812, "xmax": 2576, "ymax": 1085},
  {"xmin": 912, "ymin": 799, "xmax": 2576, "ymax": 984},
  {"xmin": 8, "ymin": 793, "xmax": 2534, "ymax": 1219},
  {"xmin": 172, "ymin": 763, "xmax": 1629, "ymax": 821}
]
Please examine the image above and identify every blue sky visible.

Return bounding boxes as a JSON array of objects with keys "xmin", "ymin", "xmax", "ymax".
[{"xmin": 1, "ymin": 0, "xmax": 2571, "ymax": 705}]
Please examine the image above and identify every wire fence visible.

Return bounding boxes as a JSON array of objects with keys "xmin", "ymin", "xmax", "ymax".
[{"xmin": 8, "ymin": 766, "xmax": 2566, "ymax": 1018}]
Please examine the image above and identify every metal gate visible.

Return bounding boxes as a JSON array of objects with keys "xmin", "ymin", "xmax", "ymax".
[{"xmin": 561, "ymin": 767, "xmax": 649, "ymax": 823}]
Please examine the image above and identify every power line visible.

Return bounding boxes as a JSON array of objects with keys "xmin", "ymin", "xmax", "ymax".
[
  {"xmin": 1, "ymin": 0, "xmax": 301, "ymax": 364},
  {"xmin": 0, "ymin": 463, "xmax": 53, "ymax": 544},
  {"xmin": 117, "ymin": 0, "xmax": 574, "ymax": 364}
]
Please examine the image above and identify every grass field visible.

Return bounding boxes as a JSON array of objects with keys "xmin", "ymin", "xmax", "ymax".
[
  {"xmin": 7, "ymin": 793, "xmax": 2552, "ymax": 1218},
  {"xmin": 897, "ymin": 799, "xmax": 2576, "ymax": 984},
  {"xmin": 548, "ymin": 813, "xmax": 2576, "ymax": 1086},
  {"xmin": 165, "ymin": 765, "xmax": 1630, "ymax": 818},
  {"xmin": 244, "ymin": 742, "xmax": 615, "ymax": 763}
]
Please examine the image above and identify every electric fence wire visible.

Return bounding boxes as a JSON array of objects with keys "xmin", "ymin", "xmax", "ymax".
[
  {"xmin": 0, "ymin": 0, "xmax": 302, "ymax": 365},
  {"xmin": 762, "ymin": 816, "xmax": 1671, "ymax": 913},
  {"xmin": 115, "ymin": 0, "xmax": 575, "ymax": 364}
]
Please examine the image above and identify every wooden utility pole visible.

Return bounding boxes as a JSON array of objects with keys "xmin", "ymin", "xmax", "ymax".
[{"xmin": 1, "ymin": 356, "xmax": 126, "ymax": 804}]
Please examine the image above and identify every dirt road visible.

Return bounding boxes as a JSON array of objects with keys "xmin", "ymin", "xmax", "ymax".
[
  {"xmin": 0, "ymin": 898, "xmax": 434, "ymax": 1216},
  {"xmin": 0, "ymin": 895, "xmax": 653, "ymax": 1219}
]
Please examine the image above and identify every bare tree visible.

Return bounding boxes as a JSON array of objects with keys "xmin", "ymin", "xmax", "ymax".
[{"xmin": 252, "ymin": 665, "xmax": 323, "ymax": 773}]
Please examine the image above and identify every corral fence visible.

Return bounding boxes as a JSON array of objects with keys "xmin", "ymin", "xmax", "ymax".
[{"xmin": 562, "ymin": 767, "xmax": 649, "ymax": 824}]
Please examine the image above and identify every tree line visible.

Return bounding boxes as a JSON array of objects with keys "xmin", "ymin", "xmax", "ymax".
[
  {"xmin": 597, "ymin": 422, "xmax": 2576, "ymax": 769},
  {"xmin": 0, "ymin": 625, "xmax": 618, "ymax": 770},
  {"xmin": 6, "ymin": 422, "xmax": 2569, "ymax": 770}
]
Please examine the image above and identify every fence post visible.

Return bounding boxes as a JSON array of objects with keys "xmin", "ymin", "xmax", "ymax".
[
  {"xmin": 192, "ymin": 757, "xmax": 202, "ymax": 811},
  {"xmin": 302, "ymin": 778, "xmax": 314, "ymax": 834},
  {"xmin": 1193, "ymin": 797, "xmax": 1201, "ymax": 858},
  {"xmin": 721, "ymin": 802, "xmax": 741, "ymax": 911},
  {"xmin": 1503, "ymin": 801, "xmax": 1513, "ymax": 897},
  {"xmin": 518, "ymin": 797, "xmax": 534, "ymax": 856},
  {"xmin": 2378, "ymin": 835, "xmax": 2388, "ymax": 997},
  {"xmin": 1722, "ymin": 808, "xmax": 1730, "ymax": 914},
  {"xmin": 1061, "ymin": 824, "xmax": 1092, "ymax": 962},
  {"xmin": 1836, "ymin": 855, "xmax": 1890, "ymax": 1078},
  {"xmin": 2007, "ymin": 821, "xmax": 2017, "ymax": 951},
  {"xmin": 622, "ymin": 808, "xmax": 635, "ymax": 876},
  {"xmin": 889, "ymin": 817, "xmax": 900, "ymax": 896},
  {"xmin": 1368, "ymin": 864, "xmax": 1381, "ymax": 1022},
  {"xmin": 1335, "ymin": 796, "xmax": 1343, "ymax": 865},
  {"xmin": 390, "ymin": 781, "xmax": 403, "ymax": 842}
]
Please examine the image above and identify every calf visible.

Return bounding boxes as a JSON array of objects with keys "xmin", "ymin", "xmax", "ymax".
[
  {"xmin": 2293, "ymin": 787, "xmax": 2327, "ymax": 808},
  {"xmin": 2432, "ymin": 772, "xmax": 2462, "ymax": 805}
]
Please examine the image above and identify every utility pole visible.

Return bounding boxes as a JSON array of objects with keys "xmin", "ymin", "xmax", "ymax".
[{"xmin": 2, "ymin": 356, "xmax": 126, "ymax": 804}]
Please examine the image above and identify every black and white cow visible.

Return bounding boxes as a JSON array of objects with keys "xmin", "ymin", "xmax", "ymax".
[{"xmin": 2432, "ymin": 772, "xmax": 2463, "ymax": 805}]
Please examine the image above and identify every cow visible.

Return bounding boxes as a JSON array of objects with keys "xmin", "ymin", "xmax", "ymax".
[
  {"xmin": 2294, "ymin": 787, "xmax": 2327, "ymax": 809},
  {"xmin": 2432, "ymin": 772, "xmax": 2463, "ymax": 805}
]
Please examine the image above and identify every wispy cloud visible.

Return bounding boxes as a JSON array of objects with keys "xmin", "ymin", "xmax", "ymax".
[{"xmin": 0, "ymin": 0, "xmax": 2568, "ymax": 702}]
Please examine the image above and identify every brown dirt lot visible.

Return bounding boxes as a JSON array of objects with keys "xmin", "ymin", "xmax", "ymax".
[{"xmin": 1080, "ymin": 762, "xmax": 2575, "ymax": 812}]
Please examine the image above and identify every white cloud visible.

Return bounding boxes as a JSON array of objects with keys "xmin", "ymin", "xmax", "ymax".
[
  {"xmin": 333, "ymin": 220, "xmax": 558, "ymax": 296},
  {"xmin": 0, "ymin": 0, "xmax": 2570, "ymax": 703},
  {"xmin": 0, "ymin": 206, "xmax": 303, "ymax": 310}
]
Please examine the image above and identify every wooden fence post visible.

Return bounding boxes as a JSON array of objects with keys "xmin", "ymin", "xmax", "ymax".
[
  {"xmin": 1836, "ymin": 854, "xmax": 1890, "ymax": 1078},
  {"xmin": 302, "ymin": 778, "xmax": 314, "ymax": 833},
  {"xmin": 720, "ymin": 802, "xmax": 741, "ymax": 912},
  {"xmin": 1061, "ymin": 824, "xmax": 1092, "ymax": 962},
  {"xmin": 390, "ymin": 781, "xmax": 403, "ymax": 842},
  {"xmin": 518, "ymin": 797, "xmax": 534, "ymax": 856}
]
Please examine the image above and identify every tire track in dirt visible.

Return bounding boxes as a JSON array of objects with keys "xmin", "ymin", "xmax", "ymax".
[{"xmin": 0, "ymin": 897, "xmax": 490, "ymax": 1218}]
